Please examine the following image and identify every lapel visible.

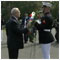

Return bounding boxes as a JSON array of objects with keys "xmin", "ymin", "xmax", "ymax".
[{"xmin": 11, "ymin": 16, "xmax": 19, "ymax": 24}]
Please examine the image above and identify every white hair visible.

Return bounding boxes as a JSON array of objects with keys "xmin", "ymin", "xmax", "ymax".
[{"xmin": 11, "ymin": 8, "xmax": 20, "ymax": 15}]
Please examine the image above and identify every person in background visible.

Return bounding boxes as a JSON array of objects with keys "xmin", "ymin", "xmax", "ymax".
[
  {"xmin": 1, "ymin": 18, "xmax": 5, "ymax": 30},
  {"xmin": 55, "ymin": 18, "xmax": 59, "ymax": 43},
  {"xmin": 21, "ymin": 13, "xmax": 29, "ymax": 43}
]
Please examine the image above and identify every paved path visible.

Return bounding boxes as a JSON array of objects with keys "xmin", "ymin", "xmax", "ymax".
[{"xmin": 1, "ymin": 28, "xmax": 59, "ymax": 59}]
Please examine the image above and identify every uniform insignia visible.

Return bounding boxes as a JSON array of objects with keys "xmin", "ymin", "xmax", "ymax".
[{"xmin": 42, "ymin": 20, "xmax": 46, "ymax": 24}]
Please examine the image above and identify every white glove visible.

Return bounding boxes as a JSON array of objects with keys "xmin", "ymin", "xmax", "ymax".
[
  {"xmin": 31, "ymin": 11, "xmax": 36, "ymax": 17},
  {"xmin": 36, "ymin": 19, "xmax": 41, "ymax": 24}
]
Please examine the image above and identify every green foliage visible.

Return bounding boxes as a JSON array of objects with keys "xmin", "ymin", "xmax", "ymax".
[
  {"xmin": 51, "ymin": 1, "xmax": 59, "ymax": 19},
  {"xmin": 1, "ymin": 1, "xmax": 59, "ymax": 22}
]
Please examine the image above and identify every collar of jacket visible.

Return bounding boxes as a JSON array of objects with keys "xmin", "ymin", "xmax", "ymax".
[
  {"xmin": 10, "ymin": 16, "xmax": 19, "ymax": 23},
  {"xmin": 44, "ymin": 12, "xmax": 52, "ymax": 17},
  {"xmin": 44, "ymin": 12, "xmax": 50, "ymax": 15},
  {"xmin": 11, "ymin": 16, "xmax": 18, "ymax": 20}
]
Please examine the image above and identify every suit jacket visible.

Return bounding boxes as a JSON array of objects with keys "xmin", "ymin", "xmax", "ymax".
[{"xmin": 6, "ymin": 16, "xmax": 26, "ymax": 49}]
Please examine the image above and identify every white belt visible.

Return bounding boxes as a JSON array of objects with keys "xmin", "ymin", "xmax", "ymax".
[{"xmin": 44, "ymin": 29, "xmax": 50, "ymax": 32}]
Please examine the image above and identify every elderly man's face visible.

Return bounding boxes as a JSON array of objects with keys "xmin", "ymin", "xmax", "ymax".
[{"xmin": 15, "ymin": 10, "xmax": 21, "ymax": 18}]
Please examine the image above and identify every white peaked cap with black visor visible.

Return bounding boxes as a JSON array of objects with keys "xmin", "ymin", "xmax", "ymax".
[{"xmin": 42, "ymin": 2, "xmax": 52, "ymax": 8}]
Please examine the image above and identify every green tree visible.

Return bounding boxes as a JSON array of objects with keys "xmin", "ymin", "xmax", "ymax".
[{"xmin": 1, "ymin": 1, "xmax": 59, "ymax": 22}]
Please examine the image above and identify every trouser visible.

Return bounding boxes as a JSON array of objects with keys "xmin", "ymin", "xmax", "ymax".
[
  {"xmin": 41, "ymin": 43, "xmax": 51, "ymax": 59},
  {"xmin": 55, "ymin": 32, "xmax": 59, "ymax": 43},
  {"xmin": 24, "ymin": 33, "xmax": 28, "ymax": 43},
  {"xmin": 8, "ymin": 48, "xmax": 19, "ymax": 59}
]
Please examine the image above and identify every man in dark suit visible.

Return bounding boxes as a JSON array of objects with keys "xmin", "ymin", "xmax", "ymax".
[{"xmin": 6, "ymin": 8, "xmax": 28, "ymax": 59}]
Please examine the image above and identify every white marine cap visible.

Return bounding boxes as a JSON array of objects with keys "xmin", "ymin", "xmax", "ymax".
[{"xmin": 42, "ymin": 2, "xmax": 52, "ymax": 8}]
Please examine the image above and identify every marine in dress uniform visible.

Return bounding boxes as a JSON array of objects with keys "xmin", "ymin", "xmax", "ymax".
[{"xmin": 35, "ymin": 2, "xmax": 54, "ymax": 59}]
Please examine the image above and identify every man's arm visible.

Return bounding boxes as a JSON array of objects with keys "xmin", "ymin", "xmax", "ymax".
[{"xmin": 11, "ymin": 21, "xmax": 28, "ymax": 35}]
